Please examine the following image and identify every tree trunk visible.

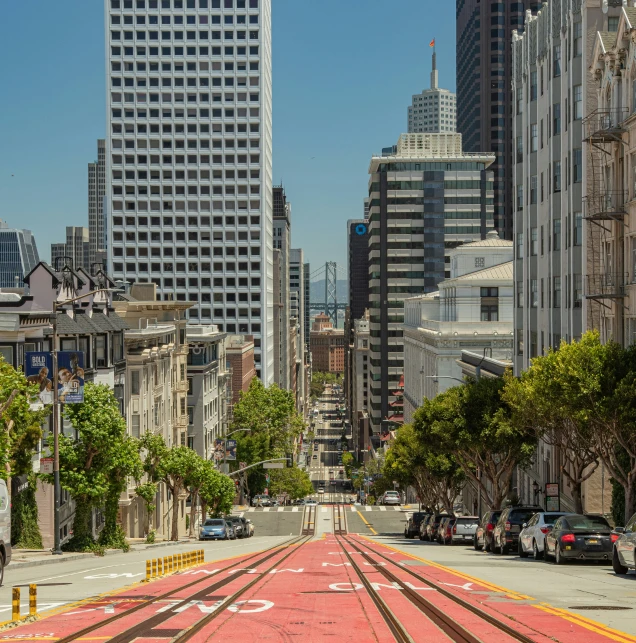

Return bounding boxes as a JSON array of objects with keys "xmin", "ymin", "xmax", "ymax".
[
  {"xmin": 625, "ymin": 479, "xmax": 635, "ymax": 526},
  {"xmin": 189, "ymin": 491, "xmax": 198, "ymax": 538},
  {"xmin": 66, "ymin": 497, "xmax": 94, "ymax": 551},
  {"xmin": 98, "ymin": 485, "xmax": 122, "ymax": 547},
  {"xmin": 200, "ymin": 500, "xmax": 208, "ymax": 522},
  {"xmin": 171, "ymin": 484, "xmax": 180, "ymax": 541}
]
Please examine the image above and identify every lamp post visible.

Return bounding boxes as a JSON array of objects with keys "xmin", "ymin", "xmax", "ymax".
[{"xmin": 50, "ymin": 287, "xmax": 116, "ymax": 555}]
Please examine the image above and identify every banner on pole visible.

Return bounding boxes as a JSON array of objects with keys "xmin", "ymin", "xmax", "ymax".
[
  {"xmin": 57, "ymin": 351, "xmax": 85, "ymax": 403},
  {"xmin": 213, "ymin": 439, "xmax": 225, "ymax": 461},
  {"xmin": 25, "ymin": 352, "xmax": 54, "ymax": 405},
  {"xmin": 225, "ymin": 439, "xmax": 237, "ymax": 460}
]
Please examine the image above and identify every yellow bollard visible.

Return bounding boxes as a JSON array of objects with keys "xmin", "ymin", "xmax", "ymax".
[
  {"xmin": 145, "ymin": 559, "xmax": 151, "ymax": 582},
  {"xmin": 169, "ymin": 555, "xmax": 173, "ymax": 573},
  {"xmin": 158, "ymin": 558, "xmax": 163, "ymax": 576},
  {"xmin": 151, "ymin": 559, "xmax": 158, "ymax": 578},
  {"xmin": 29, "ymin": 584, "xmax": 37, "ymax": 617},
  {"xmin": 178, "ymin": 553, "xmax": 183, "ymax": 570},
  {"xmin": 189, "ymin": 551, "xmax": 193, "ymax": 567},
  {"xmin": 12, "ymin": 587, "xmax": 20, "ymax": 622},
  {"xmin": 201, "ymin": 549, "xmax": 204, "ymax": 563}
]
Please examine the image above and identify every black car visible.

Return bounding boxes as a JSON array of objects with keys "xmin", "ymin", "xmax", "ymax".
[
  {"xmin": 545, "ymin": 514, "xmax": 613, "ymax": 564},
  {"xmin": 474, "ymin": 510, "xmax": 501, "ymax": 552},
  {"xmin": 493, "ymin": 505, "xmax": 543, "ymax": 554},
  {"xmin": 225, "ymin": 515, "xmax": 247, "ymax": 538},
  {"xmin": 425, "ymin": 514, "xmax": 449, "ymax": 542},
  {"xmin": 405, "ymin": 512, "xmax": 430, "ymax": 539}
]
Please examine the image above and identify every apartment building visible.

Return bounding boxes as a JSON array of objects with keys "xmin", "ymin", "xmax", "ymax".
[
  {"xmin": 351, "ymin": 311, "xmax": 370, "ymax": 462},
  {"xmin": 105, "ymin": 0, "xmax": 274, "ymax": 383},
  {"xmin": 367, "ymin": 132, "xmax": 495, "ymax": 435}
]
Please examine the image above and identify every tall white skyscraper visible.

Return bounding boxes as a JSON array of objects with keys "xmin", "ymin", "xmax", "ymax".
[
  {"xmin": 105, "ymin": 0, "xmax": 273, "ymax": 383},
  {"xmin": 407, "ymin": 50, "xmax": 456, "ymax": 134}
]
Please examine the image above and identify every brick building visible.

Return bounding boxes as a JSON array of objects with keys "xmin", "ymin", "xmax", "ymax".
[
  {"xmin": 310, "ymin": 313, "xmax": 345, "ymax": 374},
  {"xmin": 226, "ymin": 335, "xmax": 256, "ymax": 404}
]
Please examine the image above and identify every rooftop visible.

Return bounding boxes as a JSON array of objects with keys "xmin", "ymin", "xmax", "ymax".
[{"xmin": 443, "ymin": 261, "xmax": 513, "ymax": 284}]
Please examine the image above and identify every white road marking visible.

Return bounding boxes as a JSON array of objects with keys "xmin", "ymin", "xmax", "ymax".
[
  {"xmin": 277, "ymin": 507, "xmax": 284, "ymax": 512},
  {"xmin": 350, "ymin": 506, "xmax": 356, "ymax": 512},
  {"xmin": 365, "ymin": 506, "xmax": 372, "ymax": 512},
  {"xmin": 379, "ymin": 507, "xmax": 386, "ymax": 512},
  {"xmin": 292, "ymin": 507, "xmax": 298, "ymax": 512},
  {"xmin": 247, "ymin": 507, "xmax": 255, "ymax": 512},
  {"xmin": 263, "ymin": 507, "xmax": 270, "ymax": 512}
]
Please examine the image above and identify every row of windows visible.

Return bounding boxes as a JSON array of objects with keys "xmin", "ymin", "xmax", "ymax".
[
  {"xmin": 111, "ymin": 91, "xmax": 259, "ymax": 104},
  {"xmin": 114, "ymin": 184, "xmax": 260, "ymax": 196},
  {"xmin": 112, "ymin": 214, "xmax": 260, "ymax": 226},
  {"xmin": 111, "ymin": 153, "xmax": 261, "ymax": 165},
  {"xmin": 111, "ymin": 29, "xmax": 259, "ymax": 41},
  {"xmin": 515, "ymin": 215, "xmax": 582, "ymax": 260},
  {"xmin": 112, "ymin": 60, "xmax": 257, "ymax": 72},
  {"xmin": 114, "ymin": 229, "xmax": 259, "ymax": 242},
  {"xmin": 113, "ymin": 123, "xmax": 258, "ymax": 135},
  {"xmin": 112, "ymin": 261, "xmax": 261, "ymax": 277},
  {"xmin": 112, "ymin": 137, "xmax": 260, "ymax": 149},
  {"xmin": 113, "ymin": 168, "xmax": 259, "ymax": 180},
  {"xmin": 111, "ymin": 199, "xmax": 261, "ymax": 212},
  {"xmin": 111, "ymin": 0, "xmax": 259, "ymax": 9},
  {"xmin": 111, "ymin": 45, "xmax": 259, "ymax": 57},
  {"xmin": 112, "ymin": 106, "xmax": 258, "ymax": 119},
  {"xmin": 112, "ymin": 13, "xmax": 257, "ymax": 24},
  {"xmin": 516, "ymin": 276, "xmax": 582, "ymax": 309},
  {"xmin": 112, "ymin": 77, "xmax": 258, "ymax": 88}
]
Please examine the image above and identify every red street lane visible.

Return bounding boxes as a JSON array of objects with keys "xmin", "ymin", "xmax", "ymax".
[{"xmin": 1, "ymin": 537, "xmax": 635, "ymax": 643}]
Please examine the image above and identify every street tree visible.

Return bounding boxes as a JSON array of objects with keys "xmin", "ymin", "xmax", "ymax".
[
  {"xmin": 0, "ymin": 358, "xmax": 49, "ymax": 548},
  {"xmin": 267, "ymin": 465, "xmax": 314, "ymax": 500},
  {"xmin": 200, "ymin": 470, "xmax": 235, "ymax": 518},
  {"xmin": 414, "ymin": 377, "xmax": 536, "ymax": 510}
]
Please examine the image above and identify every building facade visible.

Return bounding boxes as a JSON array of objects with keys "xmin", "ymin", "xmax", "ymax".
[
  {"xmin": 226, "ymin": 334, "xmax": 256, "ymax": 403},
  {"xmin": 456, "ymin": 0, "xmax": 543, "ymax": 239},
  {"xmin": 272, "ymin": 185, "xmax": 290, "ymax": 388},
  {"xmin": 89, "ymin": 139, "xmax": 107, "ymax": 268},
  {"xmin": 51, "ymin": 227, "xmax": 90, "ymax": 273},
  {"xmin": 403, "ymin": 233, "xmax": 514, "ymax": 422},
  {"xmin": 105, "ymin": 0, "xmax": 274, "ymax": 383},
  {"xmin": 367, "ymin": 132, "xmax": 495, "ymax": 435},
  {"xmin": 511, "ymin": 0, "xmax": 618, "ymax": 371},
  {"xmin": 350, "ymin": 311, "xmax": 370, "ymax": 462},
  {"xmin": 407, "ymin": 50, "xmax": 456, "ymax": 134},
  {"xmin": 310, "ymin": 313, "xmax": 344, "ymax": 374},
  {"xmin": 0, "ymin": 220, "xmax": 40, "ymax": 289}
]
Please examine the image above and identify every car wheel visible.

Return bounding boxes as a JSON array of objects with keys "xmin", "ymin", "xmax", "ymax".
[
  {"xmin": 612, "ymin": 548, "xmax": 628, "ymax": 575},
  {"xmin": 501, "ymin": 544, "xmax": 508, "ymax": 555},
  {"xmin": 533, "ymin": 540, "xmax": 543, "ymax": 560},
  {"xmin": 473, "ymin": 536, "xmax": 483, "ymax": 551},
  {"xmin": 419, "ymin": 533, "xmax": 425, "ymax": 541},
  {"xmin": 518, "ymin": 539, "xmax": 528, "ymax": 558},
  {"xmin": 555, "ymin": 544, "xmax": 566, "ymax": 565},
  {"xmin": 484, "ymin": 539, "xmax": 491, "ymax": 553}
]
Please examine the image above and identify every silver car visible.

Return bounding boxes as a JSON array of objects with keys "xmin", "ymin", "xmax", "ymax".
[
  {"xmin": 613, "ymin": 512, "xmax": 636, "ymax": 575},
  {"xmin": 381, "ymin": 491, "xmax": 401, "ymax": 506},
  {"xmin": 518, "ymin": 511, "xmax": 566, "ymax": 559},
  {"xmin": 450, "ymin": 516, "xmax": 479, "ymax": 544}
]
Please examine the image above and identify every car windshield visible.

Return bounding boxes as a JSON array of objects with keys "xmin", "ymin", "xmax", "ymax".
[
  {"xmin": 510, "ymin": 510, "xmax": 539, "ymax": 523},
  {"xmin": 544, "ymin": 514, "xmax": 565, "ymax": 525},
  {"xmin": 413, "ymin": 513, "xmax": 427, "ymax": 521},
  {"xmin": 566, "ymin": 516, "xmax": 611, "ymax": 531},
  {"xmin": 204, "ymin": 519, "xmax": 224, "ymax": 526},
  {"xmin": 457, "ymin": 517, "xmax": 478, "ymax": 525}
]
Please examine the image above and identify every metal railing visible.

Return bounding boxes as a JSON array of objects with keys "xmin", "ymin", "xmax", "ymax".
[
  {"xmin": 585, "ymin": 273, "xmax": 627, "ymax": 299},
  {"xmin": 583, "ymin": 108, "xmax": 628, "ymax": 142},
  {"xmin": 583, "ymin": 191, "xmax": 627, "ymax": 220}
]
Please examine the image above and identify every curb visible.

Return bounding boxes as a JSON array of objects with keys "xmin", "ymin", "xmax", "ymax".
[{"xmin": 9, "ymin": 540, "xmax": 195, "ymax": 570}]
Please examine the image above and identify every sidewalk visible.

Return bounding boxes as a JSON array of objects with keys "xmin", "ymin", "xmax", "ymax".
[{"xmin": 10, "ymin": 537, "xmax": 195, "ymax": 570}]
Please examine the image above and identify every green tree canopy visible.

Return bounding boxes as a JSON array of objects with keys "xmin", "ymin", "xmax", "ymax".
[{"xmin": 267, "ymin": 465, "xmax": 314, "ymax": 500}]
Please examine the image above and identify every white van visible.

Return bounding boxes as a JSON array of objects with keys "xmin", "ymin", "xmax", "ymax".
[{"xmin": 0, "ymin": 480, "xmax": 11, "ymax": 585}]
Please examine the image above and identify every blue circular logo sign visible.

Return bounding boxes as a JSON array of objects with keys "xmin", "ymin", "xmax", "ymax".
[{"xmin": 355, "ymin": 223, "xmax": 367, "ymax": 236}]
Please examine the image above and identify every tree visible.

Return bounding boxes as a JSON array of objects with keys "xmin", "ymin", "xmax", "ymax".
[
  {"xmin": 267, "ymin": 466, "xmax": 314, "ymax": 500},
  {"xmin": 0, "ymin": 358, "xmax": 49, "ymax": 548},
  {"xmin": 200, "ymin": 469, "xmax": 235, "ymax": 518},
  {"xmin": 502, "ymin": 339, "xmax": 599, "ymax": 513},
  {"xmin": 185, "ymin": 458, "xmax": 232, "ymax": 537},
  {"xmin": 51, "ymin": 383, "xmax": 142, "ymax": 551},
  {"xmin": 413, "ymin": 377, "xmax": 536, "ymax": 510},
  {"xmin": 310, "ymin": 372, "xmax": 342, "ymax": 399}
]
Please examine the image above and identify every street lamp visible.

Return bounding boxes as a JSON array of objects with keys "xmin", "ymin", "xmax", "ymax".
[{"xmin": 50, "ymin": 287, "xmax": 117, "ymax": 555}]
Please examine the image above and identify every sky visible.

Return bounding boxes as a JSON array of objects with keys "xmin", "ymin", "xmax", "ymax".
[{"xmin": 0, "ymin": 0, "xmax": 456, "ymax": 279}]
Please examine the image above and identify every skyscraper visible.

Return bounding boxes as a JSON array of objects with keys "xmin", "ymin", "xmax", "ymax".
[
  {"xmin": 88, "ymin": 139, "xmax": 107, "ymax": 269},
  {"xmin": 456, "ymin": 0, "xmax": 541, "ymax": 240},
  {"xmin": 0, "ymin": 219, "xmax": 40, "ymax": 288},
  {"xmin": 272, "ymin": 185, "xmax": 290, "ymax": 388},
  {"xmin": 50, "ymin": 227, "xmax": 90, "ymax": 272},
  {"xmin": 105, "ymin": 0, "xmax": 273, "ymax": 383},
  {"xmin": 407, "ymin": 49, "xmax": 456, "ymax": 134}
]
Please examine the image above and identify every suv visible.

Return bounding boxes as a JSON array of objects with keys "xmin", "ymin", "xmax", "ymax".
[
  {"xmin": 426, "ymin": 514, "xmax": 449, "ymax": 541},
  {"xmin": 251, "ymin": 494, "xmax": 271, "ymax": 507},
  {"xmin": 493, "ymin": 505, "xmax": 544, "ymax": 554},
  {"xmin": 381, "ymin": 491, "xmax": 401, "ymax": 506},
  {"xmin": 225, "ymin": 515, "xmax": 246, "ymax": 538},
  {"xmin": 474, "ymin": 510, "xmax": 502, "ymax": 552},
  {"xmin": 405, "ymin": 512, "xmax": 429, "ymax": 539},
  {"xmin": 612, "ymin": 511, "xmax": 636, "ymax": 575}
]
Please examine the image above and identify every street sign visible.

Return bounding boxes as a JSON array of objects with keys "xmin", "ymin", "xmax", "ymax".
[
  {"xmin": 40, "ymin": 458, "xmax": 53, "ymax": 474},
  {"xmin": 263, "ymin": 462, "xmax": 284, "ymax": 469}
]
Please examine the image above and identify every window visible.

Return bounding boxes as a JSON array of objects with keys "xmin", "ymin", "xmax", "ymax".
[
  {"xmin": 0, "ymin": 346, "xmax": 13, "ymax": 365},
  {"xmin": 574, "ymin": 212, "xmax": 582, "ymax": 246},
  {"xmin": 553, "ymin": 218, "xmax": 561, "ymax": 250},
  {"xmin": 553, "ymin": 276, "xmax": 561, "ymax": 308},
  {"xmin": 517, "ymin": 280, "xmax": 524, "ymax": 308},
  {"xmin": 530, "ymin": 124, "xmax": 537, "ymax": 152},
  {"xmin": 480, "ymin": 304, "xmax": 498, "ymax": 321},
  {"xmin": 530, "ymin": 71, "xmax": 537, "ymax": 101},
  {"xmin": 553, "ymin": 102, "xmax": 561, "ymax": 135},
  {"xmin": 608, "ymin": 16, "xmax": 619, "ymax": 32},
  {"xmin": 480, "ymin": 287, "xmax": 499, "ymax": 297},
  {"xmin": 553, "ymin": 45, "xmax": 561, "ymax": 77},
  {"xmin": 516, "ymin": 87, "xmax": 523, "ymax": 114},
  {"xmin": 531, "ymin": 279, "xmax": 538, "ymax": 308},
  {"xmin": 530, "ymin": 175, "xmax": 537, "ymax": 204},
  {"xmin": 131, "ymin": 415, "xmax": 140, "ymax": 438},
  {"xmin": 553, "ymin": 161, "xmax": 561, "ymax": 193},
  {"xmin": 131, "ymin": 370, "xmax": 140, "ymax": 395},
  {"xmin": 572, "ymin": 148, "xmax": 582, "ymax": 183},
  {"xmin": 574, "ymin": 85, "xmax": 582, "ymax": 119},
  {"xmin": 574, "ymin": 22, "xmax": 582, "ymax": 57},
  {"xmin": 531, "ymin": 227, "xmax": 538, "ymax": 255},
  {"xmin": 516, "ymin": 135, "xmax": 523, "ymax": 162},
  {"xmin": 541, "ymin": 278, "xmax": 544, "ymax": 308},
  {"xmin": 517, "ymin": 232, "xmax": 524, "ymax": 259},
  {"xmin": 95, "ymin": 336, "xmax": 107, "ymax": 367},
  {"xmin": 517, "ymin": 184, "xmax": 523, "ymax": 209}
]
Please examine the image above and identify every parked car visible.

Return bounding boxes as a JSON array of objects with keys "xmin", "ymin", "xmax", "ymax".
[
  {"xmin": 251, "ymin": 494, "xmax": 271, "ymax": 507},
  {"xmin": 225, "ymin": 515, "xmax": 247, "ymax": 538},
  {"xmin": 419, "ymin": 515, "xmax": 434, "ymax": 541},
  {"xmin": 474, "ymin": 510, "xmax": 502, "ymax": 552},
  {"xmin": 0, "ymin": 480, "xmax": 10, "ymax": 584},
  {"xmin": 493, "ymin": 505, "xmax": 544, "ymax": 554},
  {"xmin": 450, "ymin": 516, "xmax": 479, "ymax": 545},
  {"xmin": 545, "ymin": 514, "xmax": 613, "ymax": 564},
  {"xmin": 612, "ymin": 512, "xmax": 636, "ymax": 574},
  {"xmin": 518, "ymin": 512, "xmax": 565, "ymax": 559},
  {"xmin": 426, "ymin": 514, "xmax": 449, "ymax": 542},
  {"xmin": 381, "ymin": 491, "xmax": 401, "ymax": 506},
  {"xmin": 199, "ymin": 518, "xmax": 230, "ymax": 541},
  {"xmin": 439, "ymin": 516, "xmax": 457, "ymax": 544},
  {"xmin": 317, "ymin": 487, "xmax": 325, "ymax": 494},
  {"xmin": 405, "ymin": 512, "xmax": 430, "ymax": 539},
  {"xmin": 225, "ymin": 520, "xmax": 237, "ymax": 540},
  {"xmin": 305, "ymin": 499, "xmax": 318, "ymax": 506},
  {"xmin": 294, "ymin": 498, "xmax": 306, "ymax": 506}
]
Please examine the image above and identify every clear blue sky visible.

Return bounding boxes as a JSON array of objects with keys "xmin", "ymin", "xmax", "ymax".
[{"xmin": 0, "ymin": 0, "xmax": 456, "ymax": 277}]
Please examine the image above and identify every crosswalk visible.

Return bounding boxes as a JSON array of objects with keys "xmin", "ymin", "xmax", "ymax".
[{"xmin": 244, "ymin": 505, "xmax": 407, "ymax": 513}]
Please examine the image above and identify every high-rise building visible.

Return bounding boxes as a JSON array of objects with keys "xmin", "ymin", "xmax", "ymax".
[
  {"xmin": 88, "ymin": 139, "xmax": 107, "ymax": 268},
  {"xmin": 51, "ymin": 227, "xmax": 90, "ymax": 272},
  {"xmin": 367, "ymin": 132, "xmax": 494, "ymax": 435},
  {"xmin": 272, "ymin": 185, "xmax": 290, "ymax": 388},
  {"xmin": 347, "ymin": 219, "xmax": 369, "ymax": 324},
  {"xmin": 105, "ymin": 0, "xmax": 273, "ymax": 383},
  {"xmin": 0, "ymin": 219, "xmax": 40, "ymax": 288},
  {"xmin": 456, "ymin": 0, "xmax": 542, "ymax": 240},
  {"xmin": 407, "ymin": 49, "xmax": 456, "ymax": 134},
  {"xmin": 511, "ymin": 0, "xmax": 616, "ymax": 371},
  {"xmin": 289, "ymin": 249, "xmax": 306, "ymax": 410},
  {"xmin": 303, "ymin": 261, "xmax": 310, "ymax": 348}
]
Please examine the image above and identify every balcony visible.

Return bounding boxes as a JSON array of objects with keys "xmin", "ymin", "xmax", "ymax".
[
  {"xmin": 583, "ymin": 108, "xmax": 628, "ymax": 144},
  {"xmin": 585, "ymin": 273, "xmax": 627, "ymax": 299},
  {"xmin": 583, "ymin": 191, "xmax": 627, "ymax": 222}
]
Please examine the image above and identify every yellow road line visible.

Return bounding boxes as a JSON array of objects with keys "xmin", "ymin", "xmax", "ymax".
[{"xmin": 356, "ymin": 511, "xmax": 378, "ymax": 535}]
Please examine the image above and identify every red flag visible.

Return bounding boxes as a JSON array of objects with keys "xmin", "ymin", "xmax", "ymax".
[{"xmin": 429, "ymin": 39, "xmax": 435, "ymax": 47}]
